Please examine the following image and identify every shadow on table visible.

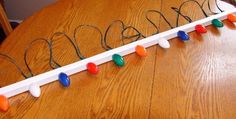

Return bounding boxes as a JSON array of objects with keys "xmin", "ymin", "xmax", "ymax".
[{"xmin": 0, "ymin": 22, "xmax": 19, "ymax": 44}]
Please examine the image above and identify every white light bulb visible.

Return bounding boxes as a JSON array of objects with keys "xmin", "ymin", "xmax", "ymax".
[
  {"xmin": 158, "ymin": 38, "xmax": 170, "ymax": 49},
  {"xmin": 29, "ymin": 84, "xmax": 41, "ymax": 98}
]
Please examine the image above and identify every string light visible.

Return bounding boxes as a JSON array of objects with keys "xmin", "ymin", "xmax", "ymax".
[
  {"xmin": 227, "ymin": 14, "xmax": 236, "ymax": 22},
  {"xmin": 195, "ymin": 24, "xmax": 207, "ymax": 33},
  {"xmin": 158, "ymin": 38, "xmax": 170, "ymax": 49},
  {"xmin": 177, "ymin": 30, "xmax": 189, "ymax": 41},
  {"xmin": 212, "ymin": 19, "xmax": 224, "ymax": 28},
  {"xmin": 112, "ymin": 54, "xmax": 125, "ymax": 67},
  {"xmin": 0, "ymin": 95, "xmax": 9, "ymax": 112},
  {"xmin": 58, "ymin": 73, "xmax": 70, "ymax": 87},
  {"xmin": 29, "ymin": 84, "xmax": 41, "ymax": 98},
  {"xmin": 0, "ymin": 1, "xmax": 235, "ymax": 112},
  {"xmin": 87, "ymin": 62, "xmax": 99, "ymax": 74},
  {"xmin": 135, "ymin": 45, "xmax": 147, "ymax": 57}
]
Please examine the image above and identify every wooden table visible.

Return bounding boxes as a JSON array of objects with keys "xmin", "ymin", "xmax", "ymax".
[{"xmin": 0, "ymin": 0, "xmax": 236, "ymax": 118}]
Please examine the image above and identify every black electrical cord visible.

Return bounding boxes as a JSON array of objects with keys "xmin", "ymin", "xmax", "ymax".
[
  {"xmin": 103, "ymin": 20, "xmax": 145, "ymax": 50},
  {"xmin": 204, "ymin": 0, "xmax": 224, "ymax": 14},
  {"xmin": 24, "ymin": 38, "xmax": 61, "ymax": 76},
  {"xmin": 172, "ymin": 0, "xmax": 224, "ymax": 27},
  {"xmin": 0, "ymin": 53, "xmax": 28, "ymax": 78},
  {"xmin": 103, "ymin": 20, "xmax": 125, "ymax": 50},
  {"xmin": 171, "ymin": 0, "xmax": 208, "ymax": 27},
  {"xmin": 0, "ymin": 0, "xmax": 227, "ymax": 79},
  {"xmin": 73, "ymin": 24, "xmax": 104, "ymax": 53},
  {"xmin": 145, "ymin": 9, "xmax": 174, "ymax": 34},
  {"xmin": 121, "ymin": 25, "xmax": 146, "ymax": 44},
  {"xmin": 50, "ymin": 32, "xmax": 86, "ymax": 60}
]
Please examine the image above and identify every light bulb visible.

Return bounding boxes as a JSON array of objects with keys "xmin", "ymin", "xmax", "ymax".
[
  {"xmin": 158, "ymin": 38, "xmax": 170, "ymax": 49},
  {"xmin": 29, "ymin": 84, "xmax": 41, "ymax": 98},
  {"xmin": 87, "ymin": 62, "xmax": 99, "ymax": 75},
  {"xmin": 212, "ymin": 19, "xmax": 224, "ymax": 28},
  {"xmin": 112, "ymin": 54, "xmax": 125, "ymax": 67},
  {"xmin": 59, "ymin": 73, "xmax": 70, "ymax": 87},
  {"xmin": 0, "ymin": 95, "xmax": 9, "ymax": 112},
  {"xmin": 177, "ymin": 30, "xmax": 189, "ymax": 41},
  {"xmin": 135, "ymin": 45, "xmax": 147, "ymax": 57},
  {"xmin": 227, "ymin": 14, "xmax": 236, "ymax": 22},
  {"xmin": 195, "ymin": 24, "xmax": 207, "ymax": 33}
]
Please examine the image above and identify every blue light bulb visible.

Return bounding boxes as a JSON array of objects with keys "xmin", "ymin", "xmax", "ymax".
[
  {"xmin": 58, "ymin": 72, "xmax": 70, "ymax": 87},
  {"xmin": 177, "ymin": 30, "xmax": 189, "ymax": 41}
]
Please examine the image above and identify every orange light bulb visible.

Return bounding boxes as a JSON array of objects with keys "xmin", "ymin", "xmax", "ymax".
[
  {"xmin": 227, "ymin": 14, "xmax": 236, "ymax": 22},
  {"xmin": 0, "ymin": 95, "xmax": 9, "ymax": 112},
  {"xmin": 135, "ymin": 45, "xmax": 147, "ymax": 57}
]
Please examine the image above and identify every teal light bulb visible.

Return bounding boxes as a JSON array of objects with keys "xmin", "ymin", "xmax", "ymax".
[
  {"xmin": 112, "ymin": 54, "xmax": 125, "ymax": 67},
  {"xmin": 212, "ymin": 19, "xmax": 224, "ymax": 28}
]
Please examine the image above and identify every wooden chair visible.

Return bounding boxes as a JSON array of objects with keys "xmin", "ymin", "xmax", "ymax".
[{"xmin": 0, "ymin": 2, "xmax": 13, "ymax": 36}]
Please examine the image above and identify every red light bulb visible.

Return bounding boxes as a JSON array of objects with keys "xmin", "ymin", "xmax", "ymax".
[
  {"xmin": 195, "ymin": 24, "xmax": 207, "ymax": 33},
  {"xmin": 87, "ymin": 62, "xmax": 99, "ymax": 75}
]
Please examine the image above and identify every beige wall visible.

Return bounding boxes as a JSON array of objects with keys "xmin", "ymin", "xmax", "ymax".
[{"xmin": 4, "ymin": 0, "xmax": 57, "ymax": 20}]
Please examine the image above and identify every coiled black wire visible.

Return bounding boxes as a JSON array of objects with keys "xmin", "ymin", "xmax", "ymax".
[
  {"xmin": 145, "ymin": 10, "xmax": 174, "ymax": 34},
  {"xmin": 24, "ymin": 38, "xmax": 61, "ymax": 76},
  {"xmin": 171, "ymin": 0, "xmax": 224, "ymax": 27},
  {"xmin": 73, "ymin": 24, "xmax": 104, "ymax": 52},
  {"xmin": 50, "ymin": 31, "xmax": 85, "ymax": 59},
  {"xmin": 103, "ymin": 20, "xmax": 145, "ymax": 50},
  {"xmin": 1, "ymin": 0, "xmax": 227, "ymax": 79},
  {"xmin": 0, "ymin": 53, "xmax": 28, "ymax": 78}
]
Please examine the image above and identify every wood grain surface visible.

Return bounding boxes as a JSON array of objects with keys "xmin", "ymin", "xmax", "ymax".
[{"xmin": 0, "ymin": 0, "xmax": 236, "ymax": 118}]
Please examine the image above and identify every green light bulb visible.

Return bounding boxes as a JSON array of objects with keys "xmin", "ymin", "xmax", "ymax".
[
  {"xmin": 212, "ymin": 19, "xmax": 224, "ymax": 28},
  {"xmin": 112, "ymin": 54, "xmax": 125, "ymax": 67}
]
